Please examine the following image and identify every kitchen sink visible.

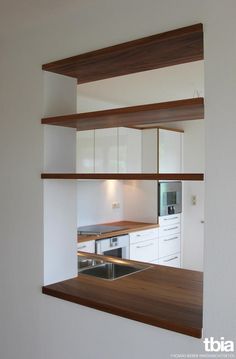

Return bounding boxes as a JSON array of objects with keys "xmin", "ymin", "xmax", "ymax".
[
  {"xmin": 78, "ymin": 257, "xmax": 104, "ymax": 270},
  {"xmin": 78, "ymin": 262, "xmax": 149, "ymax": 280}
]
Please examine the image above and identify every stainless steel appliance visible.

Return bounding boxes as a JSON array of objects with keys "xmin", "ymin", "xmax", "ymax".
[
  {"xmin": 78, "ymin": 224, "xmax": 128, "ymax": 236},
  {"xmin": 158, "ymin": 181, "xmax": 182, "ymax": 216},
  {"xmin": 96, "ymin": 234, "xmax": 130, "ymax": 259}
]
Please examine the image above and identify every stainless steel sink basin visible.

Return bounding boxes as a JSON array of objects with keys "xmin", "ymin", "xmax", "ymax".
[
  {"xmin": 78, "ymin": 262, "xmax": 148, "ymax": 280},
  {"xmin": 78, "ymin": 257, "xmax": 104, "ymax": 271}
]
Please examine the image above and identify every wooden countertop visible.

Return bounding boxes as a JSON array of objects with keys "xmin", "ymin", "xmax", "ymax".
[
  {"xmin": 42, "ymin": 254, "xmax": 203, "ymax": 338},
  {"xmin": 78, "ymin": 220, "xmax": 159, "ymax": 243}
]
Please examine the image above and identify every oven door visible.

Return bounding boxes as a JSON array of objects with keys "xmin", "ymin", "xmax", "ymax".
[{"xmin": 96, "ymin": 235, "xmax": 130, "ymax": 259}]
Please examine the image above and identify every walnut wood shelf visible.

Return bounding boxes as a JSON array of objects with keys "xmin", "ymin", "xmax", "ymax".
[
  {"xmin": 41, "ymin": 173, "xmax": 204, "ymax": 181},
  {"xmin": 41, "ymin": 98, "xmax": 204, "ymax": 131},
  {"xmin": 42, "ymin": 23, "xmax": 203, "ymax": 84}
]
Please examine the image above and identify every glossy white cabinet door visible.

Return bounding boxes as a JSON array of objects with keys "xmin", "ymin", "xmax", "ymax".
[
  {"xmin": 141, "ymin": 129, "xmax": 158, "ymax": 173},
  {"xmin": 130, "ymin": 238, "xmax": 158, "ymax": 262},
  {"xmin": 76, "ymin": 130, "xmax": 94, "ymax": 173},
  {"xmin": 77, "ymin": 240, "xmax": 95, "ymax": 253},
  {"xmin": 159, "ymin": 233, "xmax": 181, "ymax": 258},
  {"xmin": 159, "ymin": 129, "xmax": 182, "ymax": 173},
  {"xmin": 118, "ymin": 127, "xmax": 141, "ymax": 173},
  {"xmin": 130, "ymin": 228, "xmax": 159, "ymax": 244},
  {"xmin": 158, "ymin": 253, "xmax": 181, "ymax": 268},
  {"xmin": 95, "ymin": 128, "xmax": 118, "ymax": 173}
]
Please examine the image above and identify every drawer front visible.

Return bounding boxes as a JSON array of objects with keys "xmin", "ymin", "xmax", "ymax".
[
  {"xmin": 77, "ymin": 240, "xmax": 95, "ymax": 253},
  {"xmin": 130, "ymin": 238, "xmax": 158, "ymax": 262},
  {"xmin": 130, "ymin": 228, "xmax": 159, "ymax": 244},
  {"xmin": 159, "ymin": 214, "xmax": 180, "ymax": 227},
  {"xmin": 158, "ymin": 253, "xmax": 181, "ymax": 268},
  {"xmin": 159, "ymin": 234, "xmax": 180, "ymax": 258},
  {"xmin": 159, "ymin": 223, "xmax": 180, "ymax": 238}
]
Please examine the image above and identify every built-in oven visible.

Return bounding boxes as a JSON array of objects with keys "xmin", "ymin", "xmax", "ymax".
[
  {"xmin": 96, "ymin": 234, "xmax": 130, "ymax": 259},
  {"xmin": 158, "ymin": 181, "xmax": 182, "ymax": 216}
]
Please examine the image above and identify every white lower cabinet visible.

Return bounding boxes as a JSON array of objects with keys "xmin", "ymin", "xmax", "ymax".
[
  {"xmin": 129, "ymin": 228, "xmax": 159, "ymax": 263},
  {"xmin": 158, "ymin": 214, "xmax": 181, "ymax": 268},
  {"xmin": 159, "ymin": 233, "xmax": 180, "ymax": 258},
  {"xmin": 77, "ymin": 240, "xmax": 95, "ymax": 253},
  {"xmin": 130, "ymin": 238, "xmax": 158, "ymax": 263},
  {"xmin": 158, "ymin": 253, "xmax": 181, "ymax": 268},
  {"xmin": 128, "ymin": 225, "xmax": 181, "ymax": 267}
]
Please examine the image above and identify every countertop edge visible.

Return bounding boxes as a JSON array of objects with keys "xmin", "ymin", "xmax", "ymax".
[
  {"xmin": 42, "ymin": 285, "xmax": 202, "ymax": 338},
  {"xmin": 78, "ymin": 221, "xmax": 159, "ymax": 243}
]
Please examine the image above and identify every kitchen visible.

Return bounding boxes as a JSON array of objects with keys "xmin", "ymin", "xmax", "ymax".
[
  {"xmin": 76, "ymin": 60, "xmax": 205, "ymax": 272},
  {"xmin": 42, "ymin": 24, "xmax": 204, "ymax": 338}
]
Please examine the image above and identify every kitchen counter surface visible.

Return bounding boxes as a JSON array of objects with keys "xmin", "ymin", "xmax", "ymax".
[
  {"xmin": 42, "ymin": 254, "xmax": 203, "ymax": 338},
  {"xmin": 78, "ymin": 220, "xmax": 159, "ymax": 243}
]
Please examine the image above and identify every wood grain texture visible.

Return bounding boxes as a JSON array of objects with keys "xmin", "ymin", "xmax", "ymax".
[
  {"xmin": 41, "ymin": 98, "xmax": 204, "ymax": 131},
  {"xmin": 42, "ymin": 24, "xmax": 203, "ymax": 83},
  {"xmin": 42, "ymin": 259, "xmax": 203, "ymax": 338},
  {"xmin": 78, "ymin": 220, "xmax": 159, "ymax": 243},
  {"xmin": 41, "ymin": 173, "xmax": 204, "ymax": 181}
]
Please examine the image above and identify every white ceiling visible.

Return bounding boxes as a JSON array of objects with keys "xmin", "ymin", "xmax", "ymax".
[{"xmin": 77, "ymin": 60, "xmax": 204, "ymax": 113}]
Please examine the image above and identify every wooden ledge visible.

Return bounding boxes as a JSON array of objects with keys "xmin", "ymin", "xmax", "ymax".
[
  {"xmin": 42, "ymin": 259, "xmax": 203, "ymax": 338},
  {"xmin": 41, "ymin": 98, "xmax": 204, "ymax": 131},
  {"xmin": 42, "ymin": 23, "xmax": 203, "ymax": 83},
  {"xmin": 41, "ymin": 173, "xmax": 204, "ymax": 181}
]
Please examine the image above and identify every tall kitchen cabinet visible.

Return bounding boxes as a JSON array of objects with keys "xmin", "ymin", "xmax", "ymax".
[
  {"xmin": 76, "ymin": 127, "xmax": 141, "ymax": 173},
  {"xmin": 141, "ymin": 128, "xmax": 183, "ymax": 268}
]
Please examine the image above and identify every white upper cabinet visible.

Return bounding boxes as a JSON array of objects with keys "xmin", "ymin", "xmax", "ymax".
[
  {"xmin": 141, "ymin": 128, "xmax": 182, "ymax": 173},
  {"xmin": 142, "ymin": 129, "xmax": 158, "ymax": 173},
  {"xmin": 76, "ymin": 130, "xmax": 94, "ymax": 173},
  {"xmin": 94, "ymin": 128, "xmax": 118, "ymax": 173},
  {"xmin": 77, "ymin": 127, "xmax": 142, "ymax": 173},
  {"xmin": 118, "ymin": 127, "xmax": 142, "ymax": 173},
  {"xmin": 159, "ymin": 129, "xmax": 182, "ymax": 173}
]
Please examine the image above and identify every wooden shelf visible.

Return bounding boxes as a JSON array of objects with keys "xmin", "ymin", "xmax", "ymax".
[
  {"xmin": 41, "ymin": 173, "xmax": 204, "ymax": 181},
  {"xmin": 42, "ymin": 24, "xmax": 203, "ymax": 84},
  {"xmin": 41, "ymin": 98, "xmax": 204, "ymax": 131}
]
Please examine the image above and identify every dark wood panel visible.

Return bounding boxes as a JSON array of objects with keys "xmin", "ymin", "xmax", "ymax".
[
  {"xmin": 41, "ymin": 173, "xmax": 204, "ymax": 181},
  {"xmin": 42, "ymin": 24, "xmax": 203, "ymax": 83},
  {"xmin": 41, "ymin": 98, "xmax": 204, "ymax": 131},
  {"xmin": 42, "ymin": 258, "xmax": 203, "ymax": 338}
]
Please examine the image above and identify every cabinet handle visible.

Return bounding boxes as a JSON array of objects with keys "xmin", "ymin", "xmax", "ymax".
[
  {"xmin": 164, "ymin": 256, "xmax": 178, "ymax": 262},
  {"xmin": 163, "ymin": 217, "xmax": 178, "ymax": 221},
  {"xmin": 78, "ymin": 245, "xmax": 87, "ymax": 249},
  {"xmin": 163, "ymin": 236, "xmax": 178, "ymax": 242},
  {"xmin": 136, "ymin": 243, "xmax": 154, "ymax": 249},
  {"xmin": 163, "ymin": 226, "xmax": 178, "ymax": 231}
]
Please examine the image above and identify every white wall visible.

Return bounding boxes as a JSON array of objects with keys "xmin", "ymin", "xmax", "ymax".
[
  {"xmin": 0, "ymin": 1, "xmax": 236, "ymax": 358},
  {"xmin": 77, "ymin": 180, "xmax": 124, "ymax": 226},
  {"xmin": 43, "ymin": 73, "xmax": 78, "ymax": 285}
]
